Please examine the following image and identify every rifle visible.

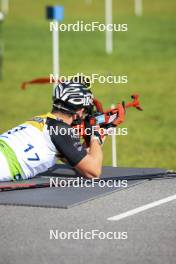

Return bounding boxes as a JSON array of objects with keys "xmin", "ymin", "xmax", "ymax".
[
  {"xmin": 21, "ymin": 77, "xmax": 143, "ymax": 144},
  {"xmin": 72, "ymin": 94, "xmax": 143, "ymax": 146}
]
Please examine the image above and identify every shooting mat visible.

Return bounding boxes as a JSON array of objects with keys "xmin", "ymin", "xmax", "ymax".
[{"xmin": 0, "ymin": 165, "xmax": 175, "ymax": 208}]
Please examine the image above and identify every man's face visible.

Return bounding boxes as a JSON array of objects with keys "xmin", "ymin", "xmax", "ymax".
[
  {"xmin": 72, "ymin": 108, "xmax": 86, "ymax": 125},
  {"xmin": 76, "ymin": 108, "xmax": 85, "ymax": 118}
]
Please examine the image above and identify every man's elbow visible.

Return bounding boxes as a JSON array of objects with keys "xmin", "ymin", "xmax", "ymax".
[
  {"xmin": 84, "ymin": 167, "xmax": 102, "ymax": 179},
  {"xmin": 75, "ymin": 155, "xmax": 103, "ymax": 179}
]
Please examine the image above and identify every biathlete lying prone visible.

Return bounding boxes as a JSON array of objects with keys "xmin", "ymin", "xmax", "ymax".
[{"xmin": 0, "ymin": 76, "xmax": 126, "ymax": 181}]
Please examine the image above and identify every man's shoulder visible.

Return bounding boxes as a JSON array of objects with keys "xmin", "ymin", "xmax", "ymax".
[
  {"xmin": 25, "ymin": 113, "xmax": 54, "ymax": 131},
  {"xmin": 28, "ymin": 113, "xmax": 55, "ymax": 122}
]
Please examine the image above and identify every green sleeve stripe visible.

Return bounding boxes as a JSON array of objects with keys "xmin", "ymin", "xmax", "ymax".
[{"xmin": 0, "ymin": 140, "xmax": 23, "ymax": 180}]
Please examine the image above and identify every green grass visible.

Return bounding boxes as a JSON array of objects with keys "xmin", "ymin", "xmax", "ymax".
[{"xmin": 0, "ymin": 0, "xmax": 176, "ymax": 169}]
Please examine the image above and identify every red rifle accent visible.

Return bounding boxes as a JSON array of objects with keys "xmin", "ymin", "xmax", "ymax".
[
  {"xmin": 21, "ymin": 77, "xmax": 63, "ymax": 90},
  {"xmin": 125, "ymin": 94, "xmax": 143, "ymax": 111}
]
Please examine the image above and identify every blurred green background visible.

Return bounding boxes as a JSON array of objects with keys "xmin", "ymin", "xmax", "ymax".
[{"xmin": 0, "ymin": 0, "xmax": 176, "ymax": 168}]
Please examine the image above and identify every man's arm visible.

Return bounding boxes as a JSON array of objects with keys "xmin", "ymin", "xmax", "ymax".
[
  {"xmin": 75, "ymin": 138, "xmax": 103, "ymax": 179},
  {"xmin": 47, "ymin": 118, "xmax": 103, "ymax": 179}
]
